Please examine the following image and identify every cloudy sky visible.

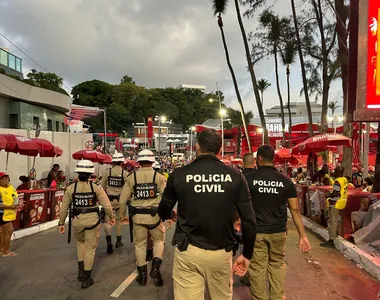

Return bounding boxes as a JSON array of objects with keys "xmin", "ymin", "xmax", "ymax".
[{"xmin": 0, "ymin": 0, "xmax": 342, "ymax": 116}]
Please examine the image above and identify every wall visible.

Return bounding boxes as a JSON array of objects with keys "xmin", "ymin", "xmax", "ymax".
[
  {"xmin": 0, "ymin": 95, "xmax": 9, "ymax": 128},
  {"xmin": 0, "ymin": 129, "xmax": 93, "ymax": 186}
]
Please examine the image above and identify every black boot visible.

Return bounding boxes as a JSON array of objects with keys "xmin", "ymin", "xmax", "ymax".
[
  {"xmin": 106, "ymin": 235, "xmax": 113, "ymax": 254},
  {"xmin": 115, "ymin": 236, "xmax": 124, "ymax": 248},
  {"xmin": 77, "ymin": 261, "xmax": 84, "ymax": 281},
  {"xmin": 136, "ymin": 265, "xmax": 147, "ymax": 286},
  {"xmin": 81, "ymin": 270, "xmax": 94, "ymax": 289},
  {"xmin": 146, "ymin": 249, "xmax": 153, "ymax": 261},
  {"xmin": 150, "ymin": 257, "xmax": 163, "ymax": 287},
  {"xmin": 320, "ymin": 240, "xmax": 335, "ymax": 248}
]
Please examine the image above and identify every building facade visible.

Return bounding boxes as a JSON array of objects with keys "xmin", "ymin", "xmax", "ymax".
[
  {"xmin": 0, "ymin": 48, "xmax": 23, "ymax": 79},
  {"xmin": 176, "ymin": 84, "xmax": 206, "ymax": 91}
]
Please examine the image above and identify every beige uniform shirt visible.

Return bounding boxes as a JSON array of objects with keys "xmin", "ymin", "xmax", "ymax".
[
  {"xmin": 119, "ymin": 167, "xmax": 167, "ymax": 225},
  {"xmin": 59, "ymin": 180, "xmax": 115, "ymax": 226},
  {"xmin": 100, "ymin": 165, "xmax": 129, "ymax": 209}
]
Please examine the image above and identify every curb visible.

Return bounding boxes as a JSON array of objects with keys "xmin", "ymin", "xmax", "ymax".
[
  {"xmin": 301, "ymin": 214, "xmax": 380, "ymax": 281},
  {"xmin": 11, "ymin": 219, "xmax": 67, "ymax": 241}
]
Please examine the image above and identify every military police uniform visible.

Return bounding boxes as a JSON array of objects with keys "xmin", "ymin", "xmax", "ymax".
[
  {"xmin": 59, "ymin": 160, "xmax": 115, "ymax": 289},
  {"xmin": 119, "ymin": 149, "xmax": 167, "ymax": 287},
  {"xmin": 158, "ymin": 154, "xmax": 256, "ymax": 300},
  {"xmin": 100, "ymin": 152, "xmax": 128, "ymax": 253}
]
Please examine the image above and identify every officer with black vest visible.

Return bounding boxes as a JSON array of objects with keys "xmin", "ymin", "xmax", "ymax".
[
  {"xmin": 119, "ymin": 149, "xmax": 167, "ymax": 287},
  {"xmin": 101, "ymin": 152, "xmax": 128, "ymax": 254},
  {"xmin": 58, "ymin": 160, "xmax": 115, "ymax": 288},
  {"xmin": 244, "ymin": 145, "xmax": 311, "ymax": 300},
  {"xmin": 158, "ymin": 129, "xmax": 256, "ymax": 300}
]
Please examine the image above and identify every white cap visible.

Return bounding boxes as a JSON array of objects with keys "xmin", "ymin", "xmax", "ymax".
[
  {"xmin": 137, "ymin": 149, "xmax": 155, "ymax": 163},
  {"xmin": 112, "ymin": 152, "xmax": 124, "ymax": 163},
  {"xmin": 75, "ymin": 160, "xmax": 95, "ymax": 174},
  {"xmin": 152, "ymin": 161, "xmax": 161, "ymax": 169}
]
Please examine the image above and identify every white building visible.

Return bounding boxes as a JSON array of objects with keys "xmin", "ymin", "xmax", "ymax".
[
  {"xmin": 177, "ymin": 84, "xmax": 206, "ymax": 91},
  {"xmin": 265, "ymin": 101, "xmax": 323, "ymax": 118}
]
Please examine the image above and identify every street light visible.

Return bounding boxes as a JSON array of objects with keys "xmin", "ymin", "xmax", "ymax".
[
  {"xmin": 257, "ymin": 128, "xmax": 264, "ymax": 145},
  {"xmin": 189, "ymin": 126, "xmax": 196, "ymax": 159},
  {"xmin": 155, "ymin": 115, "xmax": 166, "ymax": 158}
]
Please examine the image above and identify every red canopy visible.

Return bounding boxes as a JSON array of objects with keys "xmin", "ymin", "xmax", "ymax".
[
  {"xmin": 291, "ymin": 133, "xmax": 351, "ymax": 155},
  {"xmin": 274, "ymin": 148, "xmax": 300, "ymax": 165},
  {"xmin": 103, "ymin": 155, "xmax": 112, "ymax": 164},
  {"xmin": 72, "ymin": 150, "xmax": 106, "ymax": 163},
  {"xmin": 0, "ymin": 134, "xmax": 39, "ymax": 156},
  {"xmin": 123, "ymin": 159, "xmax": 140, "ymax": 168},
  {"xmin": 32, "ymin": 138, "xmax": 63, "ymax": 157},
  {"xmin": 0, "ymin": 135, "xmax": 7, "ymax": 149}
]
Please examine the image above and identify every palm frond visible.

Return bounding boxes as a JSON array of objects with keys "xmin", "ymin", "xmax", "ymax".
[{"xmin": 212, "ymin": 0, "xmax": 229, "ymax": 16}]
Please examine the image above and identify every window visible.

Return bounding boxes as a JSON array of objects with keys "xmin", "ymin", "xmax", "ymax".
[
  {"xmin": 55, "ymin": 121, "xmax": 59, "ymax": 132},
  {"xmin": 8, "ymin": 54, "xmax": 16, "ymax": 70},
  {"xmin": 9, "ymin": 114, "xmax": 18, "ymax": 129},
  {"xmin": 15, "ymin": 58, "xmax": 22, "ymax": 72},
  {"xmin": 62, "ymin": 123, "xmax": 65, "ymax": 132},
  {"xmin": 47, "ymin": 119, "xmax": 53, "ymax": 131},
  {"xmin": 33, "ymin": 117, "xmax": 40, "ymax": 129},
  {"xmin": 0, "ymin": 49, "xmax": 7, "ymax": 66}
]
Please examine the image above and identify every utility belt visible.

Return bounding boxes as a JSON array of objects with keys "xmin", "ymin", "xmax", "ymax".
[
  {"xmin": 71, "ymin": 207, "xmax": 101, "ymax": 231},
  {"xmin": 129, "ymin": 206, "xmax": 160, "ymax": 230},
  {"xmin": 108, "ymin": 195, "xmax": 120, "ymax": 202},
  {"xmin": 172, "ymin": 231, "xmax": 239, "ymax": 255}
]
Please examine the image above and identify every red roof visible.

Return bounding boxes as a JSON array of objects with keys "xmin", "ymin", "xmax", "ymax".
[{"xmin": 67, "ymin": 105, "xmax": 104, "ymax": 121}]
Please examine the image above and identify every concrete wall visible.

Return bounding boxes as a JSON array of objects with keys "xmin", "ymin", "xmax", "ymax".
[
  {"xmin": 0, "ymin": 95, "xmax": 9, "ymax": 128},
  {"xmin": 0, "ymin": 129, "xmax": 93, "ymax": 186}
]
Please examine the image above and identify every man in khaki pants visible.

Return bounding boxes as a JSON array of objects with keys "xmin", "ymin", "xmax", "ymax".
[
  {"xmin": 101, "ymin": 152, "xmax": 129, "ymax": 254},
  {"xmin": 59, "ymin": 160, "xmax": 115, "ymax": 289},
  {"xmin": 120, "ymin": 149, "xmax": 167, "ymax": 287},
  {"xmin": 158, "ymin": 129, "xmax": 257, "ymax": 300},
  {"xmin": 244, "ymin": 145, "xmax": 311, "ymax": 300}
]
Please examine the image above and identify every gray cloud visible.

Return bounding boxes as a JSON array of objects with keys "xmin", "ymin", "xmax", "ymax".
[{"xmin": 0, "ymin": 0, "xmax": 342, "ymax": 115}]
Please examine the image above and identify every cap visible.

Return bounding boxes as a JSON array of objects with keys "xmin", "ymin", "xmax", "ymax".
[{"xmin": 0, "ymin": 172, "xmax": 9, "ymax": 178}]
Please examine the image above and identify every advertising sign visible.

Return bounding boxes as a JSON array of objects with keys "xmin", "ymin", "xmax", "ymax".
[{"xmin": 265, "ymin": 118, "xmax": 289, "ymax": 138}]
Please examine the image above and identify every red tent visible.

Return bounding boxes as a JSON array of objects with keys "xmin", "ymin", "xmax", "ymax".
[
  {"xmin": 0, "ymin": 134, "xmax": 39, "ymax": 156},
  {"xmin": 291, "ymin": 133, "xmax": 351, "ymax": 155},
  {"xmin": 72, "ymin": 150, "xmax": 106, "ymax": 163}
]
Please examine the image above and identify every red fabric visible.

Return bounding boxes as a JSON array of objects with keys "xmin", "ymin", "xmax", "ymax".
[
  {"xmin": 291, "ymin": 133, "xmax": 352, "ymax": 155},
  {"xmin": 0, "ymin": 134, "xmax": 39, "ymax": 156},
  {"xmin": 32, "ymin": 138, "xmax": 63, "ymax": 158},
  {"xmin": 103, "ymin": 155, "xmax": 112, "ymax": 164},
  {"xmin": 0, "ymin": 135, "xmax": 7, "ymax": 149},
  {"xmin": 72, "ymin": 150, "xmax": 106, "ymax": 163},
  {"xmin": 147, "ymin": 116, "xmax": 153, "ymax": 147}
]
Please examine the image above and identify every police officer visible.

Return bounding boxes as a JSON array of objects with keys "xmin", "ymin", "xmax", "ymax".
[
  {"xmin": 119, "ymin": 149, "xmax": 167, "ymax": 287},
  {"xmin": 58, "ymin": 160, "xmax": 115, "ymax": 289},
  {"xmin": 158, "ymin": 129, "xmax": 257, "ymax": 300},
  {"xmin": 100, "ymin": 152, "xmax": 128, "ymax": 254},
  {"xmin": 244, "ymin": 145, "xmax": 311, "ymax": 300}
]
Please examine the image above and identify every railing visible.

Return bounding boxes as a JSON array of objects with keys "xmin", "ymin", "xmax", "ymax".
[{"xmin": 0, "ymin": 48, "xmax": 22, "ymax": 73}]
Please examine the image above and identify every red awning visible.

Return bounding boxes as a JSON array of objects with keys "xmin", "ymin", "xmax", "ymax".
[{"xmin": 67, "ymin": 105, "xmax": 104, "ymax": 121}]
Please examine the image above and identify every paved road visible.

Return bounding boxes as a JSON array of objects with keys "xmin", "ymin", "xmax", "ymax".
[{"xmin": 0, "ymin": 222, "xmax": 379, "ymax": 300}]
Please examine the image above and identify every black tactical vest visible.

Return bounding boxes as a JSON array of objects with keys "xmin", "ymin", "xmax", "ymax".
[
  {"xmin": 72, "ymin": 181, "xmax": 97, "ymax": 208},
  {"xmin": 133, "ymin": 171, "xmax": 158, "ymax": 200},
  {"xmin": 107, "ymin": 168, "xmax": 125, "ymax": 188}
]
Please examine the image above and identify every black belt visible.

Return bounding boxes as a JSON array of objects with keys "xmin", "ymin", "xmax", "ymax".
[
  {"xmin": 85, "ymin": 218, "xmax": 101, "ymax": 231},
  {"xmin": 108, "ymin": 195, "xmax": 120, "ymax": 201},
  {"xmin": 130, "ymin": 206, "xmax": 158, "ymax": 217}
]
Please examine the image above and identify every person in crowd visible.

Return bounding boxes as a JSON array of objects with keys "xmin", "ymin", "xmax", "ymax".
[
  {"xmin": 362, "ymin": 177, "xmax": 373, "ymax": 192},
  {"xmin": 296, "ymin": 167, "xmax": 305, "ymax": 183},
  {"xmin": 320, "ymin": 166, "xmax": 348, "ymax": 248},
  {"xmin": 47, "ymin": 164, "xmax": 60, "ymax": 187},
  {"xmin": 352, "ymin": 167, "xmax": 363, "ymax": 188},
  {"xmin": 244, "ymin": 145, "xmax": 311, "ymax": 300},
  {"xmin": 56, "ymin": 170, "xmax": 66, "ymax": 187},
  {"xmin": 158, "ymin": 129, "xmax": 256, "ymax": 300},
  {"xmin": 17, "ymin": 175, "xmax": 31, "ymax": 191},
  {"xmin": 0, "ymin": 172, "xmax": 19, "ymax": 257},
  {"xmin": 345, "ymin": 176, "xmax": 356, "ymax": 189},
  {"xmin": 242, "ymin": 153, "xmax": 256, "ymax": 177},
  {"xmin": 58, "ymin": 160, "xmax": 115, "ymax": 288},
  {"xmin": 119, "ymin": 149, "xmax": 168, "ymax": 287},
  {"xmin": 100, "ymin": 152, "xmax": 128, "ymax": 254},
  {"xmin": 322, "ymin": 164, "xmax": 334, "ymax": 186}
]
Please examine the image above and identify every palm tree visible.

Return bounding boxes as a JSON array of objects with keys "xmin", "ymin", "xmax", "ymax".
[
  {"xmin": 291, "ymin": 0, "xmax": 314, "ymax": 136},
  {"xmin": 328, "ymin": 100, "xmax": 341, "ymax": 117},
  {"xmin": 280, "ymin": 40, "xmax": 297, "ymax": 143},
  {"xmin": 257, "ymin": 79, "xmax": 271, "ymax": 105},
  {"xmin": 259, "ymin": 10, "xmax": 288, "ymax": 143},
  {"xmin": 233, "ymin": 0, "xmax": 268, "ymax": 144},
  {"xmin": 212, "ymin": 0, "xmax": 252, "ymax": 152}
]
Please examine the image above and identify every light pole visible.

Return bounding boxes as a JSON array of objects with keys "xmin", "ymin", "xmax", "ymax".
[
  {"xmin": 189, "ymin": 126, "xmax": 196, "ymax": 159},
  {"xmin": 155, "ymin": 115, "xmax": 166, "ymax": 157}
]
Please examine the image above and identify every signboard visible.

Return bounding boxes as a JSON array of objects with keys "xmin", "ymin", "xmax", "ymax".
[
  {"xmin": 353, "ymin": 0, "xmax": 380, "ymax": 121},
  {"xmin": 265, "ymin": 118, "xmax": 289, "ymax": 138}
]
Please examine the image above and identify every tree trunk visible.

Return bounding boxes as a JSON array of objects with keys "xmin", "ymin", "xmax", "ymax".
[
  {"xmin": 274, "ymin": 48, "xmax": 286, "ymax": 143},
  {"xmin": 286, "ymin": 65, "xmax": 292, "ymax": 145},
  {"xmin": 335, "ymin": 0, "xmax": 351, "ymax": 176},
  {"xmin": 218, "ymin": 17, "xmax": 252, "ymax": 153},
  {"xmin": 291, "ymin": 0, "xmax": 314, "ymax": 136},
  {"xmin": 261, "ymin": 90, "xmax": 264, "ymax": 105},
  {"xmin": 372, "ymin": 123, "xmax": 380, "ymax": 192},
  {"xmin": 234, "ymin": 0, "xmax": 268, "ymax": 144},
  {"xmin": 320, "ymin": 78, "xmax": 330, "ymax": 133}
]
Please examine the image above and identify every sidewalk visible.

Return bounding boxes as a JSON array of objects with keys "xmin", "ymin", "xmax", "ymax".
[
  {"xmin": 11, "ymin": 219, "xmax": 66, "ymax": 241},
  {"xmin": 300, "ymin": 214, "xmax": 380, "ymax": 281}
]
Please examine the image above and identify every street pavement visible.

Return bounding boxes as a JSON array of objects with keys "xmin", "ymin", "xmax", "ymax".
[{"xmin": 0, "ymin": 222, "xmax": 379, "ymax": 300}]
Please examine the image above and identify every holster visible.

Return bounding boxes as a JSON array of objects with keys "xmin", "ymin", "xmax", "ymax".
[
  {"xmin": 100, "ymin": 207, "xmax": 106, "ymax": 223},
  {"xmin": 172, "ymin": 231, "xmax": 189, "ymax": 252},
  {"xmin": 127, "ymin": 201, "xmax": 134, "ymax": 243},
  {"xmin": 225, "ymin": 242, "xmax": 239, "ymax": 256}
]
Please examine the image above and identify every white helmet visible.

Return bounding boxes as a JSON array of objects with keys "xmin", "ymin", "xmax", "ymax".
[
  {"xmin": 112, "ymin": 152, "xmax": 124, "ymax": 163},
  {"xmin": 137, "ymin": 149, "xmax": 155, "ymax": 163},
  {"xmin": 152, "ymin": 161, "xmax": 161, "ymax": 170},
  {"xmin": 75, "ymin": 160, "xmax": 95, "ymax": 174}
]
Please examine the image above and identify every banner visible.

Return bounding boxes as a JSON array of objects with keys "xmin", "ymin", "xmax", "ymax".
[
  {"xmin": 352, "ymin": 122, "xmax": 361, "ymax": 166},
  {"xmin": 147, "ymin": 116, "xmax": 153, "ymax": 147}
]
